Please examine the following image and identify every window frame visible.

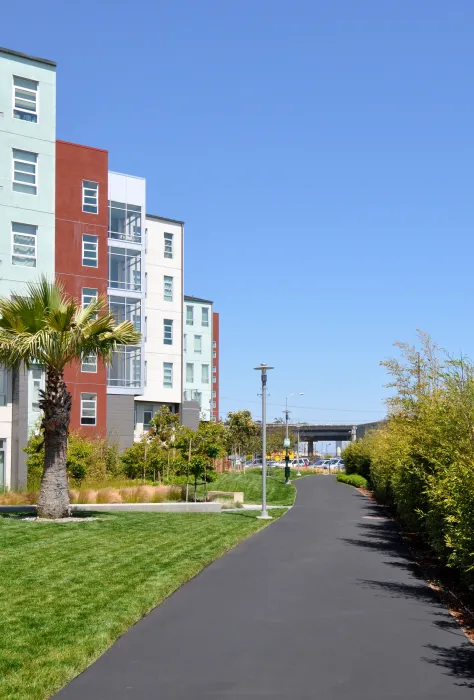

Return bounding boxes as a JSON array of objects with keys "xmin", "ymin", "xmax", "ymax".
[
  {"xmin": 12, "ymin": 149, "xmax": 38, "ymax": 195},
  {"xmin": 186, "ymin": 363, "xmax": 194, "ymax": 384},
  {"xmin": 81, "ymin": 354, "xmax": 98, "ymax": 373},
  {"xmin": 80, "ymin": 393, "xmax": 97, "ymax": 426},
  {"xmin": 201, "ymin": 307, "xmax": 209, "ymax": 327},
  {"xmin": 201, "ymin": 364, "xmax": 209, "ymax": 384},
  {"xmin": 11, "ymin": 222, "xmax": 37, "ymax": 267},
  {"xmin": 164, "ymin": 275, "xmax": 173, "ymax": 302},
  {"xmin": 163, "ymin": 319, "xmax": 173, "ymax": 345},
  {"xmin": 186, "ymin": 305, "xmax": 194, "ymax": 326},
  {"xmin": 13, "ymin": 76, "xmax": 39, "ymax": 123},
  {"xmin": 82, "ymin": 233, "xmax": 98, "ymax": 268},
  {"xmin": 109, "ymin": 247, "xmax": 142, "ymax": 292},
  {"xmin": 143, "ymin": 409, "xmax": 153, "ymax": 428},
  {"xmin": 82, "ymin": 287, "xmax": 98, "ymax": 308},
  {"xmin": 82, "ymin": 180, "xmax": 99, "ymax": 214},
  {"xmin": 163, "ymin": 362, "xmax": 173, "ymax": 388},
  {"xmin": 194, "ymin": 335, "xmax": 202, "ymax": 354},
  {"xmin": 164, "ymin": 232, "xmax": 173, "ymax": 259}
]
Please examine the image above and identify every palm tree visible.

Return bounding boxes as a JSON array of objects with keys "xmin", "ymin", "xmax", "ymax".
[{"xmin": 0, "ymin": 277, "xmax": 140, "ymax": 519}]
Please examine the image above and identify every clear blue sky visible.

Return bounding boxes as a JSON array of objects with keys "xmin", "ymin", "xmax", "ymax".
[{"xmin": 3, "ymin": 1, "xmax": 474, "ymax": 425}]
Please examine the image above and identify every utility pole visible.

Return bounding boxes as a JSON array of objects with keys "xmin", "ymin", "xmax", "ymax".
[
  {"xmin": 254, "ymin": 364, "xmax": 274, "ymax": 520},
  {"xmin": 284, "ymin": 403, "xmax": 291, "ymax": 484},
  {"xmin": 283, "ymin": 392, "xmax": 303, "ymax": 485}
]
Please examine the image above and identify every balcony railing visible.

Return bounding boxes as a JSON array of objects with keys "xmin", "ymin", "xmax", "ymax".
[{"xmin": 109, "ymin": 230, "xmax": 142, "ymax": 244}]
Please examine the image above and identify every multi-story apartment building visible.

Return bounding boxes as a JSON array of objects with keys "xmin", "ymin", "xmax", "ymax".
[
  {"xmin": 134, "ymin": 214, "xmax": 183, "ymax": 437},
  {"xmin": 0, "ymin": 47, "xmax": 193, "ymax": 484},
  {"xmin": 183, "ymin": 296, "xmax": 214, "ymax": 421},
  {"xmin": 212, "ymin": 312, "xmax": 220, "ymax": 421},
  {"xmin": 0, "ymin": 47, "xmax": 56, "ymax": 488}
]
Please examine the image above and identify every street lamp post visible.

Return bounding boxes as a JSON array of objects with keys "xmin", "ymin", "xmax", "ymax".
[
  {"xmin": 284, "ymin": 392, "xmax": 303, "ymax": 485},
  {"xmin": 254, "ymin": 364, "xmax": 274, "ymax": 520}
]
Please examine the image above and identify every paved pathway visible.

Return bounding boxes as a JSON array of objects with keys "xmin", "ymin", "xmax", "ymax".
[{"xmin": 56, "ymin": 476, "xmax": 474, "ymax": 699}]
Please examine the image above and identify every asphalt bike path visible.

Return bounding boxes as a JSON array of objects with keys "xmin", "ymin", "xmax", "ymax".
[{"xmin": 56, "ymin": 476, "xmax": 474, "ymax": 699}]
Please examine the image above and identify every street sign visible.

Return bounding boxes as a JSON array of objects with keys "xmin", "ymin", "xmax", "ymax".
[{"xmin": 283, "ymin": 438, "xmax": 290, "ymax": 447}]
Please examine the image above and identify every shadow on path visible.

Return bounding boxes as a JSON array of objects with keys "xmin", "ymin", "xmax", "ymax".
[{"xmin": 341, "ymin": 498, "xmax": 474, "ymax": 689}]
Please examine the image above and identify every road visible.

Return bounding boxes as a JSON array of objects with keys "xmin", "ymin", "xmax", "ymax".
[{"xmin": 56, "ymin": 476, "xmax": 474, "ymax": 699}]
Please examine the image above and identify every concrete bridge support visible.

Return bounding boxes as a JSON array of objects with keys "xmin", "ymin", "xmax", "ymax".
[{"xmin": 307, "ymin": 440, "xmax": 314, "ymax": 457}]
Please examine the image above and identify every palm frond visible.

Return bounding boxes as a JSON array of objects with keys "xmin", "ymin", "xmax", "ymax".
[{"xmin": 0, "ymin": 276, "xmax": 141, "ymax": 371}]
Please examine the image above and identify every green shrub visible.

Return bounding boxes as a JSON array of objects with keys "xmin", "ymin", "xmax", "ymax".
[
  {"xmin": 25, "ymin": 431, "xmax": 123, "ymax": 488},
  {"xmin": 342, "ymin": 439, "xmax": 372, "ymax": 478},
  {"xmin": 337, "ymin": 473, "xmax": 368, "ymax": 489}
]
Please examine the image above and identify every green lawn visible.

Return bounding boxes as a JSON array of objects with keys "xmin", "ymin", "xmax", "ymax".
[
  {"xmin": 0, "ymin": 509, "xmax": 285, "ymax": 700},
  {"xmin": 206, "ymin": 468, "xmax": 299, "ymax": 505}
]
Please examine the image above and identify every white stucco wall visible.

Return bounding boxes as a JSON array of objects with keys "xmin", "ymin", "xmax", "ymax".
[
  {"xmin": 183, "ymin": 298, "xmax": 213, "ymax": 421},
  {"xmin": 134, "ymin": 216, "xmax": 183, "ymax": 437}
]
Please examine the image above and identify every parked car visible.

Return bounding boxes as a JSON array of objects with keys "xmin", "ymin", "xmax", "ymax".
[{"xmin": 311, "ymin": 459, "xmax": 326, "ymax": 467}]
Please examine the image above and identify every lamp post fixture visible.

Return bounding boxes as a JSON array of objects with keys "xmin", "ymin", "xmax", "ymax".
[
  {"xmin": 283, "ymin": 392, "xmax": 303, "ymax": 484},
  {"xmin": 254, "ymin": 364, "xmax": 274, "ymax": 520}
]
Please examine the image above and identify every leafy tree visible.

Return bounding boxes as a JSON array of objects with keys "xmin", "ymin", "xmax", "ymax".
[
  {"xmin": 226, "ymin": 410, "xmax": 259, "ymax": 459},
  {"xmin": 0, "ymin": 277, "xmax": 139, "ymax": 518}
]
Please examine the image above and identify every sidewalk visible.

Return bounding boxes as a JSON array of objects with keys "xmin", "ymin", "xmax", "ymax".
[{"xmin": 56, "ymin": 477, "xmax": 474, "ymax": 699}]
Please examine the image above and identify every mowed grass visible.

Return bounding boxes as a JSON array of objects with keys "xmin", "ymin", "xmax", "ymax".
[
  {"xmin": 208, "ymin": 469, "xmax": 298, "ymax": 505},
  {"xmin": 0, "ymin": 509, "xmax": 285, "ymax": 700}
]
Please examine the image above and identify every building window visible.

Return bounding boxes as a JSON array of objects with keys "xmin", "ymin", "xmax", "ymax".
[
  {"xmin": 194, "ymin": 391, "xmax": 202, "ymax": 407},
  {"xmin": 81, "ymin": 354, "xmax": 97, "ymax": 373},
  {"xmin": 186, "ymin": 306, "xmax": 193, "ymax": 326},
  {"xmin": 13, "ymin": 76, "xmax": 38, "ymax": 123},
  {"xmin": 164, "ymin": 319, "xmax": 173, "ymax": 345},
  {"xmin": 212, "ymin": 401, "xmax": 216, "ymax": 408},
  {"xmin": 143, "ymin": 409, "xmax": 153, "ymax": 428},
  {"xmin": 194, "ymin": 335, "xmax": 202, "ymax": 353},
  {"xmin": 212, "ymin": 376, "xmax": 216, "ymax": 383},
  {"xmin": 163, "ymin": 362, "xmax": 173, "ymax": 388},
  {"xmin": 213, "ymin": 341, "xmax": 216, "ymax": 348},
  {"xmin": 12, "ymin": 222, "xmax": 36, "ymax": 267},
  {"xmin": 82, "ymin": 234, "xmax": 98, "ymax": 267},
  {"xmin": 212, "ymin": 366, "xmax": 216, "ymax": 373},
  {"xmin": 82, "ymin": 287, "xmax": 98, "ymax": 308},
  {"xmin": 164, "ymin": 275, "xmax": 173, "ymax": 301},
  {"xmin": 0, "ymin": 368, "xmax": 7, "ymax": 407},
  {"xmin": 213, "ymin": 351, "xmax": 216, "ymax": 359},
  {"xmin": 109, "ymin": 201, "xmax": 142, "ymax": 243},
  {"xmin": 212, "ymin": 391, "xmax": 216, "ymax": 398},
  {"xmin": 201, "ymin": 364, "xmax": 209, "ymax": 383},
  {"xmin": 109, "ymin": 296, "xmax": 141, "ymax": 331},
  {"xmin": 12, "ymin": 149, "xmax": 37, "ymax": 195},
  {"xmin": 109, "ymin": 248, "xmax": 141, "ymax": 291},
  {"xmin": 83, "ymin": 180, "xmax": 98, "ymax": 214},
  {"xmin": 80, "ymin": 393, "xmax": 97, "ymax": 425},
  {"xmin": 186, "ymin": 363, "xmax": 194, "ymax": 383},
  {"xmin": 164, "ymin": 232, "xmax": 173, "ymax": 258},
  {"xmin": 202, "ymin": 307, "xmax": 209, "ymax": 327},
  {"xmin": 107, "ymin": 347, "xmax": 141, "ymax": 387}
]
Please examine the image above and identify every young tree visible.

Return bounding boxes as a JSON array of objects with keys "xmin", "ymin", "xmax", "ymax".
[
  {"xmin": 0, "ymin": 277, "xmax": 139, "ymax": 518},
  {"xmin": 226, "ymin": 410, "xmax": 259, "ymax": 461}
]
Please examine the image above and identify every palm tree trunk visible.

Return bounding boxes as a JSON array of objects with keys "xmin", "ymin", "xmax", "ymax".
[{"xmin": 37, "ymin": 367, "xmax": 72, "ymax": 519}]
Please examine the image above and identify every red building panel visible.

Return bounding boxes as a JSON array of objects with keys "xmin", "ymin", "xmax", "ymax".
[
  {"xmin": 212, "ymin": 312, "xmax": 219, "ymax": 422},
  {"xmin": 56, "ymin": 140, "xmax": 109, "ymax": 437}
]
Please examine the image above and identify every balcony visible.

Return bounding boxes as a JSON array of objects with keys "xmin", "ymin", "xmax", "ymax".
[{"xmin": 109, "ymin": 201, "xmax": 142, "ymax": 244}]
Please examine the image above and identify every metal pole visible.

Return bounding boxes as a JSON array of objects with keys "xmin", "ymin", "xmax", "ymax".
[
  {"xmin": 284, "ymin": 399, "xmax": 290, "ymax": 484},
  {"xmin": 296, "ymin": 425, "xmax": 301, "ymax": 476},
  {"xmin": 257, "ymin": 366, "xmax": 272, "ymax": 520}
]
